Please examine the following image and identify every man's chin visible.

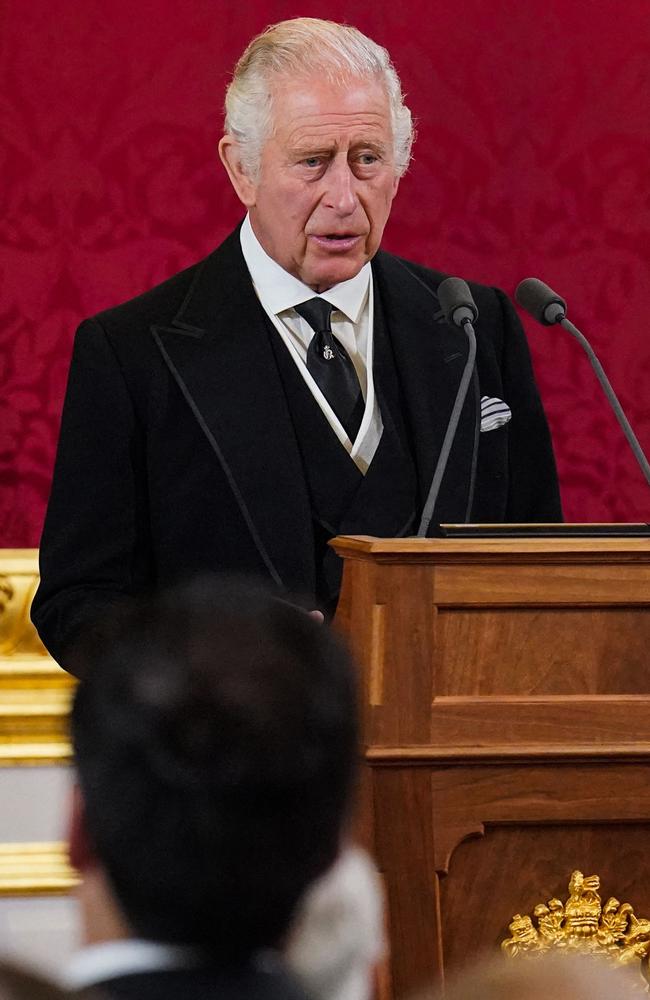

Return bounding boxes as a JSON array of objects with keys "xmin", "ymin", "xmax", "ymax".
[{"xmin": 302, "ymin": 255, "xmax": 367, "ymax": 292}]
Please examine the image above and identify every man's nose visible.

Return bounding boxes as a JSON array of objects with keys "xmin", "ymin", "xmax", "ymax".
[{"xmin": 322, "ymin": 160, "xmax": 358, "ymax": 216}]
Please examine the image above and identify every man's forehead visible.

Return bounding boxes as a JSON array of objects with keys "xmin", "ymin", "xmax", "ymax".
[
  {"xmin": 271, "ymin": 74, "xmax": 389, "ymax": 118},
  {"xmin": 284, "ymin": 117, "xmax": 391, "ymax": 151},
  {"xmin": 269, "ymin": 74, "xmax": 392, "ymax": 145}
]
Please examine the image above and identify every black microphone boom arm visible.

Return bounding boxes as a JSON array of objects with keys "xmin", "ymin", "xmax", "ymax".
[{"xmin": 516, "ymin": 277, "xmax": 650, "ymax": 489}]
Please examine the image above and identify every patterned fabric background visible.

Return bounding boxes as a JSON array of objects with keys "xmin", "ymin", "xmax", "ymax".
[{"xmin": 1, "ymin": 0, "xmax": 649, "ymax": 546}]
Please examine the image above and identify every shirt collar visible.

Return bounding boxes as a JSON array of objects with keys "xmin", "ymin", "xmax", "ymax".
[
  {"xmin": 61, "ymin": 939, "xmax": 202, "ymax": 991},
  {"xmin": 240, "ymin": 214, "xmax": 370, "ymax": 324}
]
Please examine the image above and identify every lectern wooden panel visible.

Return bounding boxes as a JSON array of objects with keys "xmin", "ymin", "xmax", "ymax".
[{"xmin": 332, "ymin": 536, "xmax": 650, "ymax": 996}]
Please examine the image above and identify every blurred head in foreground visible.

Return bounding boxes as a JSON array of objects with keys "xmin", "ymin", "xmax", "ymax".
[
  {"xmin": 68, "ymin": 578, "xmax": 358, "ymax": 964},
  {"xmin": 436, "ymin": 952, "xmax": 641, "ymax": 1000}
]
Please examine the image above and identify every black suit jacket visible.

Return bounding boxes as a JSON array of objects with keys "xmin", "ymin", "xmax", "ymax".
[
  {"xmin": 32, "ymin": 226, "xmax": 561, "ymax": 667},
  {"xmin": 85, "ymin": 961, "xmax": 310, "ymax": 1000}
]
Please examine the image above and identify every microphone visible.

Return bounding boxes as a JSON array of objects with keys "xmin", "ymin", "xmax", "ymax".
[
  {"xmin": 417, "ymin": 278, "xmax": 479, "ymax": 536},
  {"xmin": 515, "ymin": 277, "xmax": 566, "ymax": 326},
  {"xmin": 438, "ymin": 277, "xmax": 479, "ymax": 329},
  {"xmin": 515, "ymin": 278, "xmax": 650, "ymax": 489}
]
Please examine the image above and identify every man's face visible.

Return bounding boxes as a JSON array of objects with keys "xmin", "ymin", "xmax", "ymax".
[{"xmin": 222, "ymin": 75, "xmax": 400, "ymax": 291}]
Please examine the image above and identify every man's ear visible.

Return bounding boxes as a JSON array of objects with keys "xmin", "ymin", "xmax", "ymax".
[
  {"xmin": 219, "ymin": 135, "xmax": 258, "ymax": 207},
  {"xmin": 68, "ymin": 783, "xmax": 97, "ymax": 873}
]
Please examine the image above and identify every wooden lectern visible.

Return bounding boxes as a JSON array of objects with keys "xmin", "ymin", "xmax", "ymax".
[{"xmin": 331, "ymin": 535, "xmax": 650, "ymax": 996}]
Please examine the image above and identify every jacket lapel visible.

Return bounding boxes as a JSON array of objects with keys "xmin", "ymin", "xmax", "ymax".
[
  {"xmin": 150, "ymin": 228, "xmax": 315, "ymax": 593},
  {"xmin": 372, "ymin": 251, "xmax": 478, "ymax": 526}
]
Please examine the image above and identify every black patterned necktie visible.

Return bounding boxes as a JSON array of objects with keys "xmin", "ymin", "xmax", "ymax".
[{"xmin": 294, "ymin": 297, "xmax": 364, "ymax": 442}]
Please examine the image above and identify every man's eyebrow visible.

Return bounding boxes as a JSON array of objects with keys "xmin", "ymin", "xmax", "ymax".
[
  {"xmin": 289, "ymin": 142, "xmax": 337, "ymax": 158},
  {"xmin": 349, "ymin": 139, "xmax": 388, "ymax": 155},
  {"xmin": 289, "ymin": 139, "xmax": 389, "ymax": 158}
]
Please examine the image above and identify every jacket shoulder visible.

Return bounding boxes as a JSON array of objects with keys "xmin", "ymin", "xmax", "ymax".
[
  {"xmin": 88, "ymin": 226, "xmax": 244, "ymax": 345},
  {"xmin": 374, "ymin": 249, "xmax": 447, "ymax": 290},
  {"xmin": 375, "ymin": 249, "xmax": 514, "ymax": 325},
  {"xmin": 92, "ymin": 256, "xmax": 208, "ymax": 334}
]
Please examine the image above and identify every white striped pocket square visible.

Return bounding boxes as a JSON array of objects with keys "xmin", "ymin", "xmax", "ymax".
[{"xmin": 480, "ymin": 396, "xmax": 512, "ymax": 432}]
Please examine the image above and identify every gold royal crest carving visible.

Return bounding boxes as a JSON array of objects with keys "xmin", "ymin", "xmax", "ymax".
[{"xmin": 502, "ymin": 871, "xmax": 650, "ymax": 972}]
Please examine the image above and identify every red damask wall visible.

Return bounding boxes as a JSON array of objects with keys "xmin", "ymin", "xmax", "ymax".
[{"xmin": 1, "ymin": 0, "xmax": 649, "ymax": 546}]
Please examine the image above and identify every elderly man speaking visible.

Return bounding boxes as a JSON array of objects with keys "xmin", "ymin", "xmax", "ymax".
[{"xmin": 33, "ymin": 18, "xmax": 561, "ymax": 669}]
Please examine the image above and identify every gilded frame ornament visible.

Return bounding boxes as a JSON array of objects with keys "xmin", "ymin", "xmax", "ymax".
[
  {"xmin": 0, "ymin": 550, "xmax": 74, "ymax": 766},
  {"xmin": 0, "ymin": 842, "xmax": 78, "ymax": 895},
  {"xmin": 502, "ymin": 870, "xmax": 650, "ymax": 988}
]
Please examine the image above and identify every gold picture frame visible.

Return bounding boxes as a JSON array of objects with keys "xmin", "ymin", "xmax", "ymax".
[
  {"xmin": 0, "ymin": 551, "xmax": 74, "ymax": 766},
  {"xmin": 0, "ymin": 842, "xmax": 78, "ymax": 895}
]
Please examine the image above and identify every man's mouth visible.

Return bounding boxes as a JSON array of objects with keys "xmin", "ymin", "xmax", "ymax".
[{"xmin": 309, "ymin": 233, "xmax": 363, "ymax": 251}]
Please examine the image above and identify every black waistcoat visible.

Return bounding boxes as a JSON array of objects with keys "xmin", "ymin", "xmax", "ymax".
[{"xmin": 265, "ymin": 284, "xmax": 418, "ymax": 611}]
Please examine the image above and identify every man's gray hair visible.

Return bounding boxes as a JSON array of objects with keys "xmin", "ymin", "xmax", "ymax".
[{"xmin": 224, "ymin": 18, "xmax": 414, "ymax": 180}]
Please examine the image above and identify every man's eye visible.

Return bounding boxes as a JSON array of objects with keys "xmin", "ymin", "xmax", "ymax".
[
  {"xmin": 303, "ymin": 157, "xmax": 322, "ymax": 168},
  {"xmin": 358, "ymin": 153, "xmax": 379, "ymax": 165}
]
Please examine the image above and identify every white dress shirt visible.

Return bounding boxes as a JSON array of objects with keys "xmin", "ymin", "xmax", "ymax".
[
  {"xmin": 61, "ymin": 939, "xmax": 202, "ymax": 990},
  {"xmin": 240, "ymin": 215, "xmax": 383, "ymax": 474}
]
